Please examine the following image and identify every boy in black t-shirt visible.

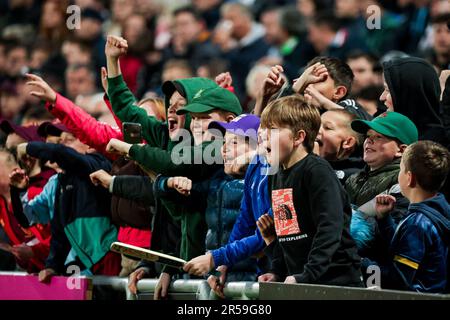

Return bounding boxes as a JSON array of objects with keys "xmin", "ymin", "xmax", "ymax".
[{"xmin": 257, "ymin": 95, "xmax": 362, "ymax": 286}]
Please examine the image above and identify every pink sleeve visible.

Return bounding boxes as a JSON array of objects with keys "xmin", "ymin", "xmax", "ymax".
[{"xmin": 46, "ymin": 93, "xmax": 124, "ymax": 160}]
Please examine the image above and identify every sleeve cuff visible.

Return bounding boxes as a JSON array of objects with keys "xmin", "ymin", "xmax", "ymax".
[
  {"xmin": 107, "ymin": 74, "xmax": 125, "ymax": 86},
  {"xmin": 211, "ymin": 249, "xmax": 225, "ymax": 268},
  {"xmin": 109, "ymin": 176, "xmax": 116, "ymax": 193},
  {"xmin": 263, "ymin": 239, "xmax": 277, "ymax": 259},
  {"xmin": 128, "ymin": 144, "xmax": 139, "ymax": 159}
]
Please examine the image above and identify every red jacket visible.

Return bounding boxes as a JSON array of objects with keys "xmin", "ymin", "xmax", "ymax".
[{"xmin": 46, "ymin": 93, "xmax": 123, "ymax": 161}]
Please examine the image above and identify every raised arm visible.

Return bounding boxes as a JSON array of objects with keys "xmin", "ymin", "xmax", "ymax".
[
  {"xmin": 23, "ymin": 142, "xmax": 111, "ymax": 176},
  {"xmin": 105, "ymin": 35, "xmax": 166, "ymax": 147},
  {"xmin": 26, "ymin": 73, "xmax": 123, "ymax": 160}
]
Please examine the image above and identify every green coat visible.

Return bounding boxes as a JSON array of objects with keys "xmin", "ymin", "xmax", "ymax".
[{"xmin": 345, "ymin": 159, "xmax": 401, "ymax": 207}]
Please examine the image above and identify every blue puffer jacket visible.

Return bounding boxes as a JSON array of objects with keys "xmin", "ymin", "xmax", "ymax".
[
  {"xmin": 210, "ymin": 155, "xmax": 270, "ymax": 272},
  {"xmin": 203, "ymin": 169, "xmax": 257, "ymax": 281}
]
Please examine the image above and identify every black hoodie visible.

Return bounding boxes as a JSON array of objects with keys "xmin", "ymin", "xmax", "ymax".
[{"xmin": 383, "ymin": 57, "xmax": 446, "ymax": 144}]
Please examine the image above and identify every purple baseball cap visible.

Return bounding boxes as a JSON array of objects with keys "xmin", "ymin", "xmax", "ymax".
[
  {"xmin": 208, "ymin": 114, "xmax": 260, "ymax": 141},
  {"xmin": 0, "ymin": 119, "xmax": 44, "ymax": 142},
  {"xmin": 37, "ymin": 121, "xmax": 69, "ymax": 138}
]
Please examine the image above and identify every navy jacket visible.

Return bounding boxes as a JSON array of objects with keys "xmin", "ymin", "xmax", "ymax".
[
  {"xmin": 377, "ymin": 193, "xmax": 450, "ymax": 293},
  {"xmin": 27, "ymin": 142, "xmax": 117, "ymax": 272}
]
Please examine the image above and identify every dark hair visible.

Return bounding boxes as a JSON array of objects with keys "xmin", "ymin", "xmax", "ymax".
[
  {"xmin": 356, "ymin": 85, "xmax": 384, "ymax": 101},
  {"xmin": 346, "ymin": 50, "xmax": 380, "ymax": 71},
  {"xmin": 173, "ymin": 5, "xmax": 203, "ymax": 22},
  {"xmin": 280, "ymin": 6, "xmax": 307, "ymax": 37},
  {"xmin": 311, "ymin": 11, "xmax": 342, "ymax": 32},
  {"xmin": 431, "ymin": 13, "xmax": 450, "ymax": 25},
  {"xmin": 260, "ymin": 95, "xmax": 321, "ymax": 153},
  {"xmin": 403, "ymin": 141, "xmax": 450, "ymax": 193},
  {"xmin": 66, "ymin": 63, "xmax": 96, "ymax": 78},
  {"xmin": 21, "ymin": 107, "xmax": 54, "ymax": 124},
  {"xmin": 4, "ymin": 39, "xmax": 28, "ymax": 57},
  {"xmin": 307, "ymin": 56, "xmax": 354, "ymax": 94}
]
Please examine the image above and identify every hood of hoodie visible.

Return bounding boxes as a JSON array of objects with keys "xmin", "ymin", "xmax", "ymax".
[
  {"xmin": 383, "ymin": 57, "xmax": 443, "ymax": 137},
  {"xmin": 409, "ymin": 193, "xmax": 450, "ymax": 246},
  {"xmin": 162, "ymin": 77, "xmax": 218, "ymax": 131}
]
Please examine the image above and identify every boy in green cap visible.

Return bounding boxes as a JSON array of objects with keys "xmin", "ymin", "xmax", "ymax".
[
  {"xmin": 148, "ymin": 85, "xmax": 242, "ymax": 298},
  {"xmin": 345, "ymin": 111, "xmax": 419, "ymax": 264}
]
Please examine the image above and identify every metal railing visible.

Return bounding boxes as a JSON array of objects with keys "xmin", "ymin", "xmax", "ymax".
[
  {"xmin": 92, "ymin": 276, "xmax": 259, "ymax": 300},
  {"xmin": 1, "ymin": 272, "xmax": 450, "ymax": 300}
]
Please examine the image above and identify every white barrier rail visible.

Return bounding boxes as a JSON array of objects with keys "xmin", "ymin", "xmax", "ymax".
[{"xmin": 1, "ymin": 272, "xmax": 450, "ymax": 300}]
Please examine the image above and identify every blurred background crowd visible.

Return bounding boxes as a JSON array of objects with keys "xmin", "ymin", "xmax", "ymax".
[{"xmin": 0, "ymin": 0, "xmax": 448, "ymax": 134}]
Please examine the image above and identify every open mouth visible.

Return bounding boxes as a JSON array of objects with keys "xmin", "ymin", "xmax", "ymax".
[
  {"xmin": 315, "ymin": 138, "xmax": 323, "ymax": 147},
  {"xmin": 168, "ymin": 119, "xmax": 178, "ymax": 132},
  {"xmin": 365, "ymin": 147, "xmax": 375, "ymax": 153}
]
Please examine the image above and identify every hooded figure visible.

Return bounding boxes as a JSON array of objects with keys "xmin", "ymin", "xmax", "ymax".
[{"xmin": 382, "ymin": 57, "xmax": 446, "ymax": 144}]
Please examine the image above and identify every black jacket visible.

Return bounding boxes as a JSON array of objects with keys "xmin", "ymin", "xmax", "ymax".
[
  {"xmin": 265, "ymin": 154, "xmax": 361, "ymax": 286},
  {"xmin": 383, "ymin": 57, "xmax": 446, "ymax": 144},
  {"xmin": 26, "ymin": 142, "xmax": 117, "ymax": 272},
  {"xmin": 116, "ymin": 175, "xmax": 181, "ymax": 276},
  {"xmin": 328, "ymin": 157, "xmax": 366, "ymax": 185},
  {"xmin": 110, "ymin": 157, "xmax": 154, "ymax": 229}
]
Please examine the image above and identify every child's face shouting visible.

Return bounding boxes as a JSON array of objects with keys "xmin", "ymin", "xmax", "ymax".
[
  {"xmin": 167, "ymin": 91, "xmax": 187, "ymax": 139},
  {"xmin": 261, "ymin": 126, "xmax": 296, "ymax": 168},
  {"xmin": 317, "ymin": 111, "xmax": 356, "ymax": 160}
]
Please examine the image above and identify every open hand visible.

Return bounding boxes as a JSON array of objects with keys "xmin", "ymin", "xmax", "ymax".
[
  {"xmin": 260, "ymin": 65, "xmax": 285, "ymax": 99},
  {"xmin": 207, "ymin": 265, "xmax": 227, "ymax": 299},
  {"xmin": 293, "ymin": 62, "xmax": 328, "ymax": 93},
  {"xmin": 26, "ymin": 73, "xmax": 57, "ymax": 103},
  {"xmin": 9, "ymin": 168, "xmax": 29, "ymax": 189},
  {"xmin": 128, "ymin": 267, "xmax": 149, "ymax": 295},
  {"xmin": 183, "ymin": 253, "xmax": 215, "ymax": 276}
]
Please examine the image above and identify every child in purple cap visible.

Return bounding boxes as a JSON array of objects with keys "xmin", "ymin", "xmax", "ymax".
[{"xmin": 159, "ymin": 114, "xmax": 269, "ymax": 298}]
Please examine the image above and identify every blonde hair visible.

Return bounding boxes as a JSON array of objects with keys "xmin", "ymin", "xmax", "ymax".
[
  {"xmin": 138, "ymin": 97, "xmax": 166, "ymax": 121},
  {"xmin": 325, "ymin": 108, "xmax": 364, "ymax": 146},
  {"xmin": 260, "ymin": 95, "xmax": 321, "ymax": 152}
]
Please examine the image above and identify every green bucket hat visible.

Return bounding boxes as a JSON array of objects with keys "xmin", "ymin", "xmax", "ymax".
[
  {"xmin": 176, "ymin": 86, "xmax": 242, "ymax": 116},
  {"xmin": 351, "ymin": 111, "xmax": 418, "ymax": 145}
]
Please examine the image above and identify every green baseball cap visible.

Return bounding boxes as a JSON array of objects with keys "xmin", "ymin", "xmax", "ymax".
[
  {"xmin": 351, "ymin": 111, "xmax": 418, "ymax": 145},
  {"xmin": 176, "ymin": 86, "xmax": 242, "ymax": 116}
]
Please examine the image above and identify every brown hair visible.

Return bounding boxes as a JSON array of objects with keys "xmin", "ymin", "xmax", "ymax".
[
  {"xmin": 307, "ymin": 56, "xmax": 354, "ymax": 96},
  {"xmin": 260, "ymin": 95, "xmax": 321, "ymax": 152},
  {"xmin": 403, "ymin": 141, "xmax": 450, "ymax": 193}
]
